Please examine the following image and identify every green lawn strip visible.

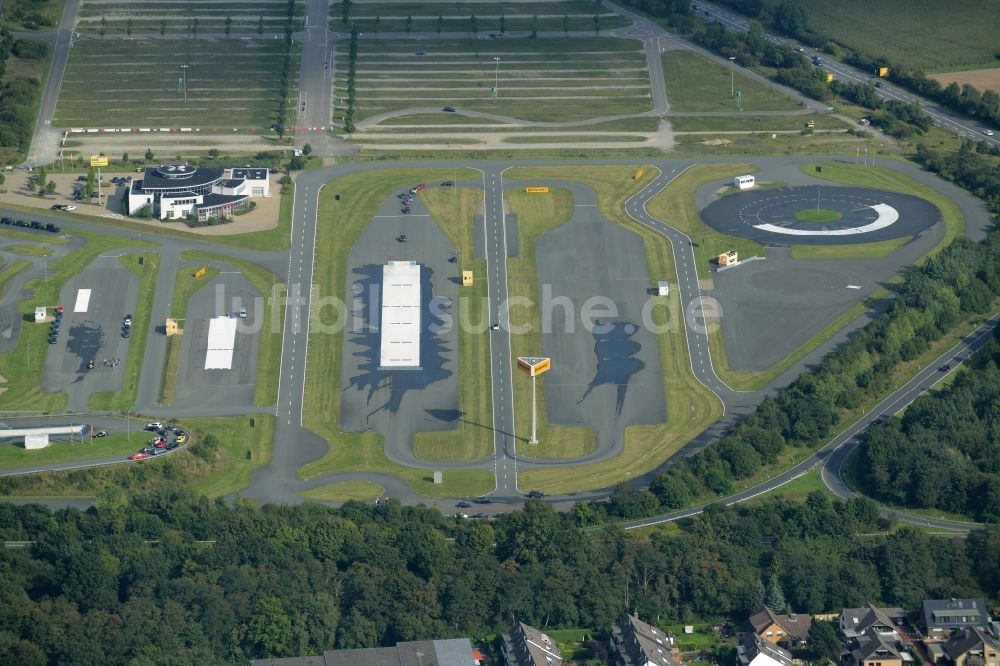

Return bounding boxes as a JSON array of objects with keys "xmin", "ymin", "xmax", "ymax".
[
  {"xmin": 790, "ymin": 236, "xmax": 911, "ymax": 259},
  {"xmin": 504, "ymin": 187, "xmax": 596, "ymax": 459},
  {"xmin": 662, "ymin": 50, "xmax": 804, "ymax": 112},
  {"xmin": 543, "ymin": 629, "xmax": 594, "ymax": 661},
  {"xmin": 298, "ymin": 168, "xmax": 493, "ymax": 498},
  {"xmin": 0, "ymin": 230, "xmax": 155, "ymax": 411},
  {"xmin": 372, "ymin": 116, "xmax": 661, "ymax": 132},
  {"xmin": 184, "ymin": 415, "xmax": 275, "ymax": 498},
  {"xmin": 299, "ymin": 480, "xmax": 384, "ymax": 503},
  {"xmin": 742, "ymin": 468, "xmax": 834, "ymax": 506},
  {"xmin": 804, "ymin": 161, "xmax": 966, "ymax": 247},
  {"xmin": 503, "ymin": 135, "xmax": 650, "ymax": 144},
  {"xmin": 1, "ymin": 0, "xmax": 66, "ymax": 32},
  {"xmin": 508, "ymin": 166, "xmax": 724, "ymax": 494},
  {"xmin": 0, "ymin": 431, "xmax": 141, "ymax": 470},
  {"xmin": 157, "ymin": 266, "xmax": 221, "ymax": 405},
  {"xmin": 794, "ymin": 208, "xmax": 843, "ymax": 223},
  {"xmin": 0, "ymin": 259, "xmax": 31, "ymax": 300},
  {"xmin": 180, "ymin": 251, "xmax": 283, "ymax": 407},
  {"xmin": 3, "ymin": 244, "xmax": 55, "ymax": 256},
  {"xmin": 89, "ymin": 253, "xmax": 160, "ymax": 411},
  {"xmin": 670, "ymin": 114, "xmax": 847, "ymax": 132},
  {"xmin": 411, "ymin": 188, "xmax": 493, "ymax": 462},
  {"xmin": 0, "ymin": 227, "xmax": 68, "ymax": 244},
  {"xmin": 645, "ymin": 163, "xmax": 763, "ymax": 280}
]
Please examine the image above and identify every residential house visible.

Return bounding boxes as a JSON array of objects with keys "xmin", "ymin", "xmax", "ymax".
[
  {"xmin": 747, "ymin": 605, "xmax": 813, "ymax": 649},
  {"xmin": 249, "ymin": 638, "xmax": 478, "ymax": 666},
  {"xmin": 851, "ymin": 631, "xmax": 909, "ymax": 666},
  {"xmin": 840, "ymin": 604, "xmax": 906, "ymax": 640},
  {"xmin": 941, "ymin": 628, "xmax": 1000, "ymax": 666},
  {"xmin": 501, "ymin": 622, "xmax": 564, "ymax": 666},
  {"xmin": 923, "ymin": 600, "xmax": 991, "ymax": 638},
  {"xmin": 610, "ymin": 614, "xmax": 680, "ymax": 666},
  {"xmin": 737, "ymin": 633, "xmax": 796, "ymax": 666}
]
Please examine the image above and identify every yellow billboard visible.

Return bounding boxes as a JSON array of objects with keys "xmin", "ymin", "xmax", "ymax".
[
  {"xmin": 878, "ymin": 67, "xmax": 889, "ymax": 78},
  {"xmin": 525, "ymin": 186, "xmax": 549, "ymax": 193},
  {"xmin": 90, "ymin": 155, "xmax": 109, "ymax": 167},
  {"xmin": 517, "ymin": 356, "xmax": 551, "ymax": 377},
  {"xmin": 825, "ymin": 72, "xmax": 834, "ymax": 83},
  {"xmin": 632, "ymin": 169, "xmax": 643, "ymax": 180}
]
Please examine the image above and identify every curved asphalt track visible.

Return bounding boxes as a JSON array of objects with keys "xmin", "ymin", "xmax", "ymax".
[{"xmin": 702, "ymin": 186, "xmax": 941, "ymax": 245}]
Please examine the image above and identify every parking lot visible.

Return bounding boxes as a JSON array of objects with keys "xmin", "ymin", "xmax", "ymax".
[
  {"xmin": 172, "ymin": 270, "xmax": 262, "ymax": 413},
  {"xmin": 41, "ymin": 255, "xmax": 140, "ymax": 411},
  {"xmin": 339, "ymin": 187, "xmax": 460, "ymax": 462}
]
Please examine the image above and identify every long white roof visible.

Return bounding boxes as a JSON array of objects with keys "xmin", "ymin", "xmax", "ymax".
[
  {"xmin": 379, "ymin": 261, "xmax": 421, "ymax": 368},
  {"xmin": 205, "ymin": 316, "xmax": 237, "ymax": 370}
]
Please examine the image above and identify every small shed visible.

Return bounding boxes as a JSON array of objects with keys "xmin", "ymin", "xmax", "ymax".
[
  {"xmin": 34, "ymin": 307, "xmax": 46, "ymax": 322},
  {"xmin": 718, "ymin": 250, "xmax": 739, "ymax": 266},
  {"xmin": 24, "ymin": 434, "xmax": 50, "ymax": 450},
  {"xmin": 657, "ymin": 281, "xmax": 670, "ymax": 296},
  {"xmin": 734, "ymin": 174, "xmax": 755, "ymax": 190}
]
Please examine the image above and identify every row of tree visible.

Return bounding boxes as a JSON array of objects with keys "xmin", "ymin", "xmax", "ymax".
[
  {"xmin": 855, "ymin": 333, "xmax": 1000, "ymax": 521},
  {"xmin": 272, "ymin": 1, "xmax": 297, "ymax": 139},
  {"xmin": 0, "ymin": 489, "xmax": 998, "ymax": 664},
  {"xmin": 829, "ymin": 79, "xmax": 933, "ymax": 137},
  {"xmin": 0, "ymin": 31, "xmax": 48, "ymax": 161}
]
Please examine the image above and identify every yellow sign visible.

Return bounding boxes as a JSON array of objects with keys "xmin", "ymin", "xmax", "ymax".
[
  {"xmin": 462, "ymin": 270, "xmax": 473, "ymax": 286},
  {"xmin": 632, "ymin": 169, "xmax": 643, "ymax": 180},
  {"xmin": 89, "ymin": 155, "xmax": 109, "ymax": 167},
  {"xmin": 525, "ymin": 186, "xmax": 549, "ymax": 193},
  {"xmin": 165, "ymin": 318, "xmax": 179, "ymax": 336},
  {"xmin": 517, "ymin": 356, "xmax": 551, "ymax": 377},
  {"xmin": 878, "ymin": 67, "xmax": 889, "ymax": 78},
  {"xmin": 825, "ymin": 72, "xmax": 834, "ymax": 83},
  {"xmin": 193, "ymin": 267, "xmax": 207, "ymax": 278}
]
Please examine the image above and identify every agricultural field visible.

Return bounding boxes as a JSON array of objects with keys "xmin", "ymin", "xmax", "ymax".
[
  {"xmin": 337, "ymin": 37, "xmax": 651, "ymax": 126},
  {"xmin": 928, "ymin": 68, "xmax": 1000, "ymax": 96},
  {"xmin": 662, "ymin": 50, "xmax": 804, "ymax": 112},
  {"xmin": 753, "ymin": 0, "xmax": 1000, "ymax": 70},
  {"xmin": 332, "ymin": 0, "xmax": 629, "ymax": 33},
  {"xmin": 75, "ymin": 0, "xmax": 304, "ymax": 36},
  {"xmin": 53, "ymin": 39, "xmax": 298, "ymax": 127}
]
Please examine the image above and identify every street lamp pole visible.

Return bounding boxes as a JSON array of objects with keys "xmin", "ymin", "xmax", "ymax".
[
  {"xmin": 493, "ymin": 56, "xmax": 500, "ymax": 101},
  {"xmin": 180, "ymin": 64, "xmax": 189, "ymax": 103},
  {"xmin": 729, "ymin": 56, "xmax": 736, "ymax": 98}
]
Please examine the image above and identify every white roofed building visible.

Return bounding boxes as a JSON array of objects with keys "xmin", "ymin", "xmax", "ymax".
[{"xmin": 379, "ymin": 261, "xmax": 421, "ymax": 369}]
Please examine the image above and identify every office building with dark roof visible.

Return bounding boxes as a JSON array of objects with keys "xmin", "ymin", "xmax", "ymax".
[{"xmin": 127, "ymin": 163, "xmax": 269, "ymax": 222}]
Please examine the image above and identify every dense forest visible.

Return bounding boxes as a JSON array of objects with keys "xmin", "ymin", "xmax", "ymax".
[
  {"xmin": 0, "ymin": 491, "xmax": 998, "ymax": 665},
  {"xmin": 856, "ymin": 335, "xmax": 1000, "ymax": 521},
  {"xmin": 0, "ymin": 29, "xmax": 48, "ymax": 160}
]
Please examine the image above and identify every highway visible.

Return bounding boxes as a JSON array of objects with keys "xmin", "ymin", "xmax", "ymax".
[{"xmin": 695, "ymin": 1, "xmax": 1000, "ymax": 147}]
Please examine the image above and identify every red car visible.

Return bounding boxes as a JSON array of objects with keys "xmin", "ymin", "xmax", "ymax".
[
  {"xmin": 154, "ymin": 439, "xmax": 168, "ymax": 449},
  {"xmin": 56, "ymin": 305, "xmax": 64, "ymax": 314},
  {"xmin": 129, "ymin": 452, "xmax": 148, "ymax": 460},
  {"xmin": 415, "ymin": 183, "xmax": 427, "ymax": 190}
]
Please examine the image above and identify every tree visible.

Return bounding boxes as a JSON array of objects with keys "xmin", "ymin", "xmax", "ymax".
[
  {"xmin": 302, "ymin": 143, "xmax": 312, "ymax": 156},
  {"xmin": 207, "ymin": 148, "xmax": 221, "ymax": 158},
  {"xmin": 405, "ymin": 15, "xmax": 412, "ymax": 33},
  {"xmin": 45, "ymin": 180, "xmax": 55, "ymax": 195},
  {"xmin": 224, "ymin": 16, "xmax": 232, "ymax": 38},
  {"xmin": 530, "ymin": 15, "xmax": 538, "ymax": 39},
  {"xmin": 772, "ymin": 1, "xmax": 807, "ymax": 37},
  {"xmin": 258, "ymin": 16, "xmax": 264, "ymax": 35},
  {"xmin": 809, "ymin": 621, "xmax": 843, "ymax": 662},
  {"xmin": 470, "ymin": 15, "xmax": 478, "ymax": 37},
  {"xmin": 0, "ymin": 173, "xmax": 5, "ymax": 186},
  {"xmin": 99, "ymin": 16, "xmax": 107, "ymax": 38},
  {"xmin": 500, "ymin": 15, "xmax": 506, "ymax": 34},
  {"xmin": 192, "ymin": 17, "xmax": 199, "ymax": 37},
  {"xmin": 746, "ymin": 20, "xmax": 767, "ymax": 58},
  {"xmin": 765, "ymin": 575, "xmax": 787, "ymax": 612},
  {"xmin": 26, "ymin": 179, "xmax": 36, "ymax": 193},
  {"xmin": 159, "ymin": 19, "xmax": 166, "ymax": 38},
  {"xmin": 437, "ymin": 14, "xmax": 444, "ymax": 34},
  {"xmin": 126, "ymin": 18, "xmax": 133, "ymax": 37},
  {"xmin": 594, "ymin": 11, "xmax": 600, "ymax": 35},
  {"xmin": 246, "ymin": 597, "xmax": 293, "ymax": 658},
  {"xmin": 341, "ymin": 0, "xmax": 351, "ymax": 25},
  {"xmin": 121, "ymin": 152, "xmax": 129, "ymax": 163},
  {"xmin": 564, "ymin": 15, "xmax": 569, "ymax": 35},
  {"xmin": 144, "ymin": 147, "xmax": 154, "ymax": 162},
  {"xmin": 373, "ymin": 15, "xmax": 380, "ymax": 35}
]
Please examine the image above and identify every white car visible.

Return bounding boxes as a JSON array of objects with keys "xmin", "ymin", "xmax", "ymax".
[
  {"xmin": 145, "ymin": 422, "xmax": 163, "ymax": 430},
  {"xmin": 984, "ymin": 129, "xmax": 995, "ymax": 136},
  {"xmin": 63, "ymin": 205, "xmax": 77, "ymax": 211}
]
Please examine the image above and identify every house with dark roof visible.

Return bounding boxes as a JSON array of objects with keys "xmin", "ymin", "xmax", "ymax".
[
  {"xmin": 500, "ymin": 622, "xmax": 564, "ymax": 666},
  {"xmin": 127, "ymin": 163, "xmax": 269, "ymax": 222},
  {"xmin": 851, "ymin": 631, "xmax": 909, "ymax": 666},
  {"xmin": 922, "ymin": 600, "xmax": 991, "ymax": 638},
  {"xmin": 746, "ymin": 605, "xmax": 812, "ymax": 649},
  {"xmin": 737, "ymin": 633, "xmax": 796, "ymax": 666},
  {"xmin": 940, "ymin": 628, "xmax": 1000, "ymax": 666},
  {"xmin": 610, "ymin": 614, "xmax": 679, "ymax": 666},
  {"xmin": 249, "ymin": 637, "xmax": 478, "ymax": 666},
  {"xmin": 840, "ymin": 604, "xmax": 906, "ymax": 640}
]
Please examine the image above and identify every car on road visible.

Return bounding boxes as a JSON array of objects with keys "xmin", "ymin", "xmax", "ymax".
[
  {"xmin": 129, "ymin": 452, "xmax": 148, "ymax": 460},
  {"xmin": 874, "ymin": 81, "xmax": 884, "ymax": 88},
  {"xmin": 94, "ymin": 430, "xmax": 109, "ymax": 438},
  {"xmin": 415, "ymin": 49, "xmax": 426, "ymax": 55},
  {"xmin": 456, "ymin": 500, "xmax": 473, "ymax": 508},
  {"xmin": 448, "ymin": 256, "xmax": 457, "ymax": 263},
  {"xmin": 526, "ymin": 490, "xmax": 545, "ymax": 498},
  {"xmin": 50, "ymin": 204, "xmax": 62, "ymax": 211},
  {"xmin": 491, "ymin": 323, "xmax": 500, "ymax": 330},
  {"xmin": 155, "ymin": 439, "xmax": 168, "ymax": 448},
  {"xmin": 239, "ymin": 307, "xmax": 247, "ymax": 318},
  {"xmin": 166, "ymin": 441, "xmax": 180, "ymax": 450},
  {"xmin": 939, "ymin": 363, "xmax": 952, "ymax": 371},
  {"xmin": 397, "ymin": 234, "xmax": 407, "ymax": 243},
  {"xmin": 401, "ymin": 207, "xmax": 411, "ymax": 214},
  {"xmin": 441, "ymin": 181, "xmax": 454, "ymax": 187},
  {"xmin": 145, "ymin": 422, "xmax": 163, "ymax": 430},
  {"xmin": 151, "ymin": 447, "xmax": 167, "ymax": 456},
  {"xmin": 472, "ymin": 512, "xmax": 489, "ymax": 519},
  {"xmin": 63, "ymin": 205, "xmax": 76, "ymax": 212},
  {"xmin": 984, "ymin": 129, "xmax": 995, "ymax": 136},
  {"xmin": 175, "ymin": 434, "xmax": 188, "ymax": 444},
  {"xmin": 122, "ymin": 328, "xmax": 131, "ymax": 339},
  {"xmin": 442, "ymin": 106, "xmax": 456, "ymax": 112},
  {"xmin": 415, "ymin": 183, "xmax": 427, "ymax": 190},
  {"xmin": 123, "ymin": 314, "xmax": 132, "ymax": 325},
  {"xmin": 474, "ymin": 496, "xmax": 493, "ymax": 504}
]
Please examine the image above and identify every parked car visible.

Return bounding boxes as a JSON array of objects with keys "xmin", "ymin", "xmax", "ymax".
[
  {"xmin": 397, "ymin": 234, "xmax": 407, "ymax": 243},
  {"xmin": 94, "ymin": 430, "xmax": 109, "ymax": 438},
  {"xmin": 239, "ymin": 307, "xmax": 247, "ymax": 318},
  {"xmin": 401, "ymin": 207, "xmax": 411, "ymax": 214},
  {"xmin": 527, "ymin": 490, "xmax": 545, "ymax": 498},
  {"xmin": 175, "ymin": 434, "xmax": 188, "ymax": 444},
  {"xmin": 442, "ymin": 106, "xmax": 456, "ymax": 112},
  {"xmin": 984, "ymin": 129, "xmax": 995, "ymax": 136},
  {"xmin": 441, "ymin": 181, "xmax": 454, "ymax": 187},
  {"xmin": 474, "ymin": 496, "xmax": 494, "ymax": 504},
  {"xmin": 448, "ymin": 256, "xmax": 457, "ymax": 263},
  {"xmin": 155, "ymin": 439, "xmax": 168, "ymax": 449},
  {"xmin": 63, "ymin": 205, "xmax": 76, "ymax": 212},
  {"xmin": 151, "ymin": 447, "xmax": 167, "ymax": 456},
  {"xmin": 145, "ymin": 422, "xmax": 163, "ymax": 430},
  {"xmin": 122, "ymin": 328, "xmax": 131, "ymax": 339},
  {"xmin": 456, "ymin": 500, "xmax": 473, "ymax": 509},
  {"xmin": 129, "ymin": 452, "xmax": 149, "ymax": 460},
  {"xmin": 123, "ymin": 314, "xmax": 132, "ymax": 325},
  {"xmin": 166, "ymin": 441, "xmax": 180, "ymax": 450}
]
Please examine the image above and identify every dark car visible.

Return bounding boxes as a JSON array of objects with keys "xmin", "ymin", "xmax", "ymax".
[
  {"xmin": 124, "ymin": 314, "xmax": 133, "ymax": 325},
  {"xmin": 397, "ymin": 235, "xmax": 407, "ymax": 243},
  {"xmin": 401, "ymin": 207, "xmax": 411, "ymax": 214},
  {"xmin": 151, "ymin": 447, "xmax": 167, "ymax": 456},
  {"xmin": 48, "ymin": 336, "xmax": 58, "ymax": 344},
  {"xmin": 441, "ymin": 181, "xmax": 454, "ymax": 187},
  {"xmin": 442, "ymin": 106, "xmax": 456, "ymax": 112},
  {"xmin": 474, "ymin": 496, "xmax": 493, "ymax": 504},
  {"xmin": 874, "ymin": 80, "xmax": 884, "ymax": 88},
  {"xmin": 939, "ymin": 363, "xmax": 952, "ymax": 371},
  {"xmin": 122, "ymin": 328, "xmax": 131, "ymax": 339},
  {"xmin": 94, "ymin": 430, "xmax": 109, "ymax": 438},
  {"xmin": 51, "ymin": 204, "xmax": 63, "ymax": 211},
  {"xmin": 456, "ymin": 500, "xmax": 473, "ymax": 509},
  {"xmin": 448, "ymin": 256, "xmax": 457, "ymax": 263},
  {"xmin": 527, "ymin": 490, "xmax": 545, "ymax": 498},
  {"xmin": 166, "ymin": 441, "xmax": 180, "ymax": 451}
]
